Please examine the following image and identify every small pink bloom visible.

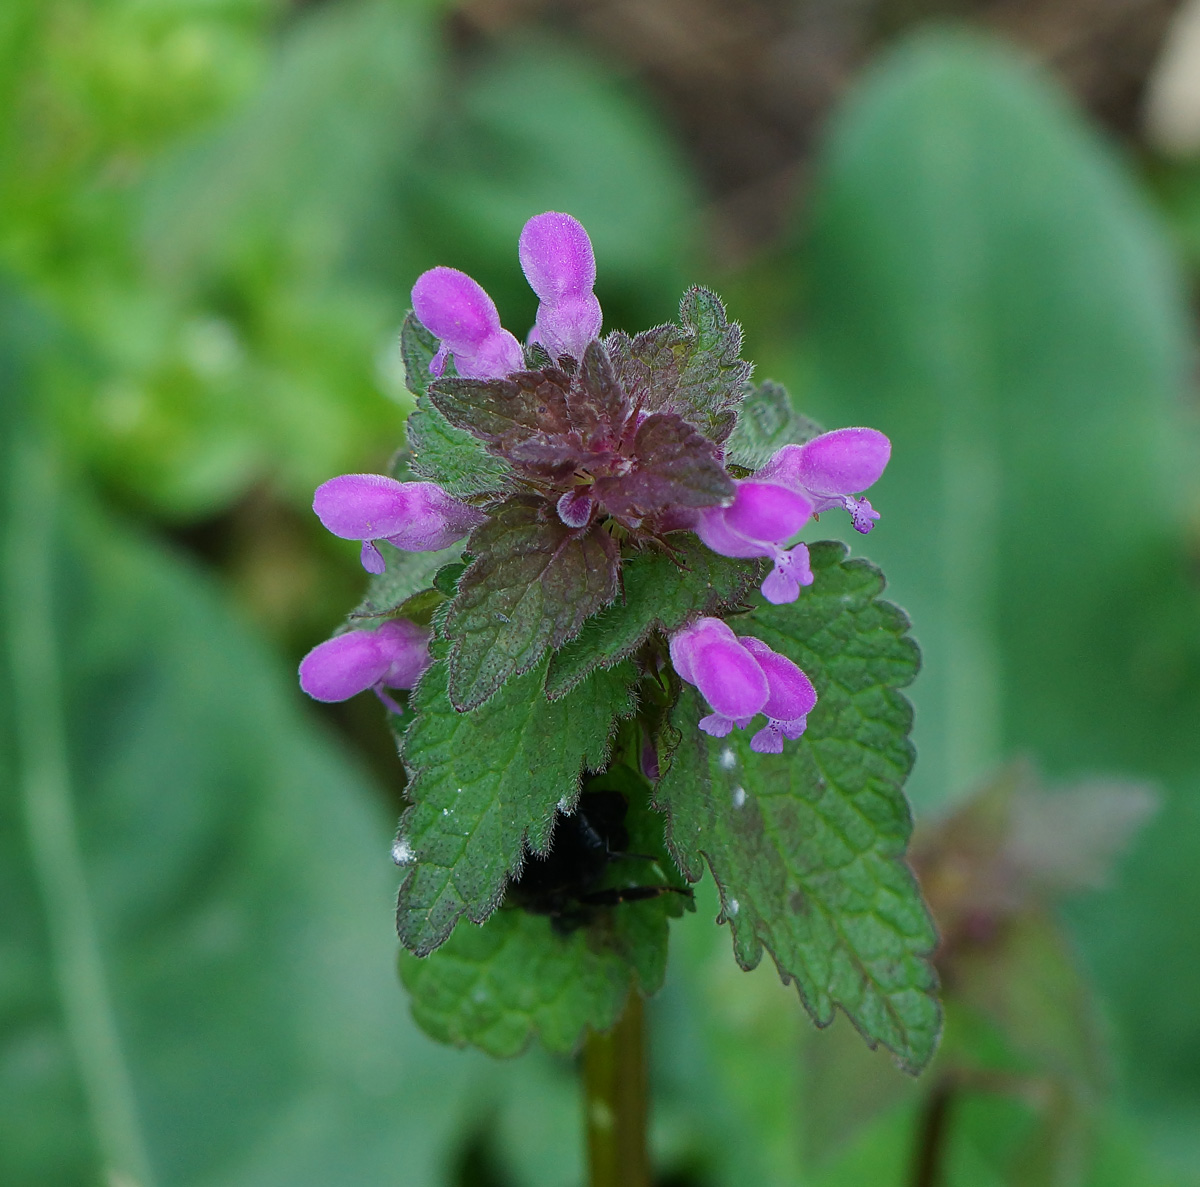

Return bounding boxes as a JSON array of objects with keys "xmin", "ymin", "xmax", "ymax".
[
  {"xmin": 695, "ymin": 481, "xmax": 814, "ymax": 604},
  {"xmin": 299, "ymin": 619, "xmax": 431, "ymax": 709},
  {"xmin": 519, "ymin": 212, "xmax": 603, "ymax": 360},
  {"xmin": 669, "ymin": 618, "xmax": 817, "ymax": 751},
  {"xmin": 411, "ymin": 266, "xmax": 523, "ymax": 380},
  {"xmin": 757, "ymin": 427, "xmax": 890, "ymax": 534},
  {"xmin": 313, "ymin": 474, "xmax": 486, "ymax": 571}
]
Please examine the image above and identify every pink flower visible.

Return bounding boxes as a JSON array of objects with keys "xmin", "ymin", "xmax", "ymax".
[
  {"xmin": 694, "ymin": 480, "xmax": 815, "ymax": 605},
  {"xmin": 757, "ymin": 427, "xmax": 890, "ymax": 534},
  {"xmin": 411, "ymin": 266, "xmax": 523, "ymax": 380},
  {"xmin": 519, "ymin": 212, "xmax": 603, "ymax": 361},
  {"xmin": 669, "ymin": 617, "xmax": 817, "ymax": 751},
  {"xmin": 299, "ymin": 619, "xmax": 431, "ymax": 711},
  {"xmin": 313, "ymin": 474, "xmax": 486, "ymax": 573}
]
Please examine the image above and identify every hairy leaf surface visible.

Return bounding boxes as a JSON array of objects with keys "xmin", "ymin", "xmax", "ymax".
[
  {"xmin": 429, "ymin": 371, "xmax": 573, "ymax": 452},
  {"xmin": 406, "ymin": 394, "xmax": 512, "ymax": 498},
  {"xmin": 654, "ymin": 541, "xmax": 939, "ymax": 1072},
  {"xmin": 399, "ymin": 765, "xmax": 679, "ymax": 1055},
  {"xmin": 593, "ymin": 412, "xmax": 734, "ymax": 518},
  {"xmin": 545, "ymin": 539, "xmax": 759, "ymax": 699},
  {"xmin": 349, "ymin": 540, "xmax": 461, "ymax": 623},
  {"xmin": 724, "ymin": 380, "xmax": 823, "ymax": 471},
  {"xmin": 444, "ymin": 497, "xmax": 621, "ymax": 710},
  {"xmin": 395, "ymin": 656, "xmax": 637, "ymax": 955},
  {"xmin": 606, "ymin": 287, "xmax": 751, "ymax": 444}
]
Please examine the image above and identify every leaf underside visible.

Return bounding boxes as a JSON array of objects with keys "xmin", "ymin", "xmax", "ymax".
[
  {"xmin": 654, "ymin": 540, "xmax": 940, "ymax": 1073},
  {"xmin": 395, "ymin": 652, "xmax": 637, "ymax": 955},
  {"xmin": 544, "ymin": 537, "xmax": 761, "ymax": 699},
  {"xmin": 443, "ymin": 496, "xmax": 621, "ymax": 711}
]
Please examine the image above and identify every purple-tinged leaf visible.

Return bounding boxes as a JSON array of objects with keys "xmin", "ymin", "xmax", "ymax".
[
  {"xmin": 606, "ymin": 287, "xmax": 751, "ymax": 444},
  {"xmin": 427, "ymin": 370, "xmax": 573, "ymax": 449},
  {"xmin": 568, "ymin": 339, "xmax": 630, "ymax": 449},
  {"xmin": 593, "ymin": 413, "xmax": 734, "ymax": 519},
  {"xmin": 443, "ymin": 497, "xmax": 622, "ymax": 710}
]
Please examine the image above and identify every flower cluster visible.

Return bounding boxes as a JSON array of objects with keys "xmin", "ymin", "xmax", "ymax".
[
  {"xmin": 669, "ymin": 618, "xmax": 816, "ymax": 753},
  {"xmin": 696, "ymin": 426, "xmax": 891, "ymax": 604},
  {"xmin": 298, "ymin": 210, "xmax": 891, "ymax": 755}
]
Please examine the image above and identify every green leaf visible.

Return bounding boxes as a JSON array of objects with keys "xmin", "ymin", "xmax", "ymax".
[
  {"xmin": 805, "ymin": 33, "xmax": 1200, "ymax": 1120},
  {"xmin": 724, "ymin": 380, "xmax": 823, "ymax": 471},
  {"xmin": 444, "ymin": 497, "xmax": 621, "ymax": 711},
  {"xmin": 395, "ymin": 655, "xmax": 637, "ymax": 955},
  {"xmin": 0, "ymin": 438, "xmax": 486, "ymax": 1186},
  {"xmin": 399, "ymin": 311, "xmax": 441, "ymax": 398},
  {"xmin": 653, "ymin": 541, "xmax": 939, "ymax": 1073},
  {"xmin": 348, "ymin": 539, "xmax": 461, "ymax": 624},
  {"xmin": 405, "ymin": 393, "xmax": 513, "ymax": 499},
  {"xmin": 399, "ymin": 765, "xmax": 679, "ymax": 1056},
  {"xmin": 545, "ymin": 538, "xmax": 760, "ymax": 699},
  {"xmin": 606, "ymin": 287, "xmax": 751, "ymax": 444}
]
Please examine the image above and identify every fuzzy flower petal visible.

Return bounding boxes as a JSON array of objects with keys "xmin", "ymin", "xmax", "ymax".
[
  {"xmin": 299, "ymin": 620, "xmax": 431, "ymax": 704},
  {"xmin": 313, "ymin": 474, "xmax": 486, "ymax": 565},
  {"xmin": 670, "ymin": 618, "xmax": 768, "ymax": 722},
  {"xmin": 723, "ymin": 481, "xmax": 814, "ymax": 542},
  {"xmin": 695, "ymin": 480, "xmax": 814, "ymax": 601},
  {"xmin": 411, "ymin": 265, "xmax": 523, "ymax": 380},
  {"xmin": 519, "ymin": 212, "xmax": 597, "ymax": 301},
  {"xmin": 519, "ymin": 212, "xmax": 603, "ymax": 360}
]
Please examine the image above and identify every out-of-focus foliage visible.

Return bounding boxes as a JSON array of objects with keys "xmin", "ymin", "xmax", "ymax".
[
  {"xmin": 3, "ymin": 3, "xmax": 1200, "ymax": 1186},
  {"xmin": 792, "ymin": 29, "xmax": 1200, "ymax": 1184}
]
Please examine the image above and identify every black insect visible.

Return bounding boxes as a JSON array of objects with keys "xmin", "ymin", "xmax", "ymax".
[{"xmin": 507, "ymin": 789, "xmax": 692, "ymax": 932}]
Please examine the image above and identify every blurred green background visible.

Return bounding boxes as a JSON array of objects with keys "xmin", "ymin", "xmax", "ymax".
[{"xmin": 3, "ymin": 1, "xmax": 1199, "ymax": 1184}]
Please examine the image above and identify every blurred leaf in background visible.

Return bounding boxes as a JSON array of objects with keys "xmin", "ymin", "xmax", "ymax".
[{"xmin": 793, "ymin": 29, "xmax": 1200, "ymax": 1182}]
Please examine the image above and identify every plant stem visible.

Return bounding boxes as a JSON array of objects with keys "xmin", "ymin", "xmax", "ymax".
[
  {"xmin": 583, "ymin": 993, "xmax": 650, "ymax": 1187},
  {"xmin": 909, "ymin": 1076, "xmax": 955, "ymax": 1187}
]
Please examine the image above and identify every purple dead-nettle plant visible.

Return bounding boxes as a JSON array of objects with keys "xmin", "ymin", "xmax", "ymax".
[{"xmin": 298, "ymin": 209, "xmax": 939, "ymax": 1140}]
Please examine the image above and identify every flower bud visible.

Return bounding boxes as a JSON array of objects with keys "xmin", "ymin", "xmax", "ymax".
[
  {"xmin": 299, "ymin": 619, "xmax": 431, "ymax": 704},
  {"xmin": 519, "ymin": 212, "xmax": 603, "ymax": 360},
  {"xmin": 313, "ymin": 474, "xmax": 486, "ymax": 571},
  {"xmin": 411, "ymin": 266, "xmax": 523, "ymax": 380}
]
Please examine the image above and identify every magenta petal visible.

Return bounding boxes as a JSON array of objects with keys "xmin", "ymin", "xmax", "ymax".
[
  {"xmin": 299, "ymin": 631, "xmax": 390, "ymax": 702},
  {"xmin": 668, "ymin": 616, "xmax": 737, "ymax": 686},
  {"xmin": 557, "ymin": 489, "xmax": 594, "ymax": 528},
  {"xmin": 739, "ymin": 637, "xmax": 817, "ymax": 721},
  {"xmin": 699, "ymin": 713, "xmax": 737, "ymax": 737},
  {"xmin": 375, "ymin": 619, "xmax": 432, "ymax": 689},
  {"xmin": 519, "ymin": 212, "xmax": 597, "ymax": 301},
  {"xmin": 360, "ymin": 541, "xmax": 386, "ymax": 574},
  {"xmin": 795, "ymin": 428, "xmax": 891, "ymax": 495},
  {"xmin": 453, "ymin": 330, "xmax": 524, "ymax": 380},
  {"xmin": 760, "ymin": 565, "xmax": 799, "ymax": 605},
  {"xmin": 535, "ymin": 293, "xmax": 603, "ymax": 360},
  {"xmin": 750, "ymin": 724, "xmax": 784, "ymax": 754},
  {"xmin": 315, "ymin": 475, "xmax": 484, "ymax": 550},
  {"xmin": 694, "ymin": 506, "xmax": 772, "ymax": 560},
  {"xmin": 411, "ymin": 266, "xmax": 502, "ymax": 352},
  {"xmin": 314, "ymin": 474, "xmax": 414, "ymax": 540},
  {"xmin": 691, "ymin": 635, "xmax": 769, "ymax": 720},
  {"xmin": 724, "ymin": 481, "xmax": 813, "ymax": 543}
]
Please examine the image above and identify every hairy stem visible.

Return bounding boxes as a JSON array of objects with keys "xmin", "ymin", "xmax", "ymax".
[{"xmin": 583, "ymin": 992, "xmax": 650, "ymax": 1187}]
